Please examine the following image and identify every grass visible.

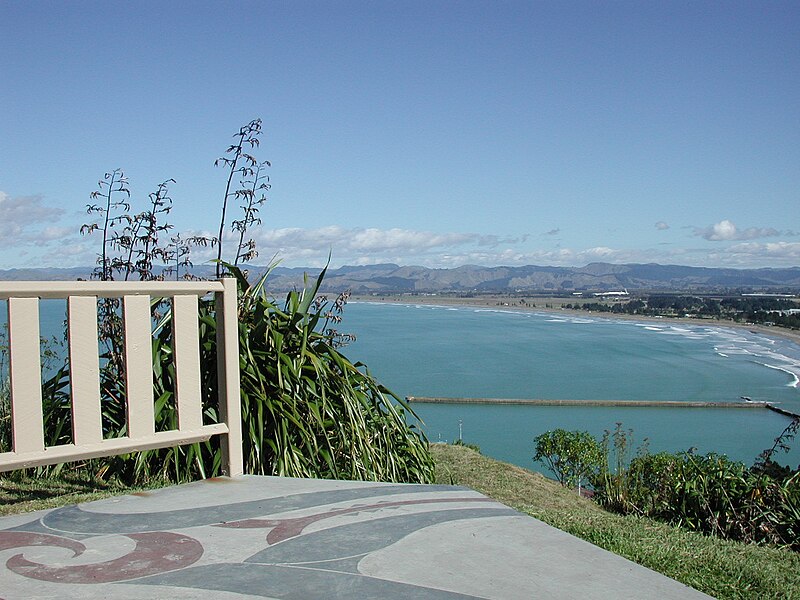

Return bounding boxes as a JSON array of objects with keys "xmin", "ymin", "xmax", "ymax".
[
  {"xmin": 0, "ymin": 470, "xmax": 167, "ymax": 516},
  {"xmin": 432, "ymin": 443, "xmax": 800, "ymax": 600},
  {"xmin": 2, "ymin": 445, "xmax": 799, "ymax": 599}
]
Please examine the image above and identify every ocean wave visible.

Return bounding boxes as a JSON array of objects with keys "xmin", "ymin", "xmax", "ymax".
[
  {"xmin": 708, "ymin": 333, "xmax": 750, "ymax": 343},
  {"xmin": 761, "ymin": 363, "xmax": 800, "ymax": 388},
  {"xmin": 473, "ymin": 308, "xmax": 518, "ymax": 315},
  {"xmin": 714, "ymin": 346, "xmax": 753, "ymax": 355},
  {"xmin": 759, "ymin": 350, "xmax": 798, "ymax": 364}
]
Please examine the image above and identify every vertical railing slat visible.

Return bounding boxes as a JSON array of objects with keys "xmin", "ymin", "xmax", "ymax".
[
  {"xmin": 172, "ymin": 294, "xmax": 203, "ymax": 431},
  {"xmin": 8, "ymin": 298, "xmax": 45, "ymax": 454},
  {"xmin": 123, "ymin": 295, "xmax": 154, "ymax": 439},
  {"xmin": 216, "ymin": 278, "xmax": 243, "ymax": 476},
  {"xmin": 68, "ymin": 296, "xmax": 103, "ymax": 445}
]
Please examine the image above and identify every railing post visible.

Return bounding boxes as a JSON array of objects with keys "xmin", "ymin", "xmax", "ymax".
[
  {"xmin": 7, "ymin": 298, "xmax": 45, "ymax": 455},
  {"xmin": 216, "ymin": 277, "xmax": 244, "ymax": 476},
  {"xmin": 172, "ymin": 294, "xmax": 203, "ymax": 431},
  {"xmin": 68, "ymin": 296, "xmax": 103, "ymax": 445},
  {"xmin": 123, "ymin": 295, "xmax": 155, "ymax": 440}
]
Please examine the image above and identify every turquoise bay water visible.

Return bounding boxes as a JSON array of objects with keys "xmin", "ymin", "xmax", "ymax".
[
  {"xmin": 3, "ymin": 298, "xmax": 800, "ymax": 471},
  {"xmin": 342, "ymin": 302, "xmax": 800, "ymax": 471}
]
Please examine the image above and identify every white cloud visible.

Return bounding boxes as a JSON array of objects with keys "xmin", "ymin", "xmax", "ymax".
[
  {"xmin": 40, "ymin": 242, "xmax": 97, "ymax": 268},
  {"xmin": 0, "ymin": 192, "xmax": 65, "ymax": 240},
  {"xmin": 39, "ymin": 226, "xmax": 74, "ymax": 241},
  {"xmin": 582, "ymin": 246, "xmax": 616, "ymax": 258},
  {"xmin": 210, "ymin": 226, "xmax": 539, "ymax": 269},
  {"xmin": 352, "ymin": 228, "xmax": 476, "ymax": 252},
  {"xmin": 252, "ymin": 226, "xmax": 499, "ymax": 258},
  {"xmin": 0, "ymin": 192, "xmax": 87, "ymax": 268},
  {"xmin": 705, "ymin": 219, "xmax": 737, "ymax": 240},
  {"xmin": 2, "ymin": 207, "xmax": 798, "ymax": 271},
  {"xmin": 655, "ymin": 221, "xmax": 670, "ymax": 231},
  {"xmin": 208, "ymin": 225, "xmax": 800, "ymax": 270},
  {"xmin": 695, "ymin": 219, "xmax": 780, "ymax": 242},
  {"xmin": 723, "ymin": 241, "xmax": 800, "ymax": 264}
]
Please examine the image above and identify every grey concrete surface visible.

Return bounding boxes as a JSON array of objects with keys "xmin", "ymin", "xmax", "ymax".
[{"xmin": 0, "ymin": 475, "xmax": 713, "ymax": 599}]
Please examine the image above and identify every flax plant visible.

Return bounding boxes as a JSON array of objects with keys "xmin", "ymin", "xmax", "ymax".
[
  {"xmin": 105, "ymin": 263, "xmax": 434, "ymax": 484},
  {"xmin": 232, "ymin": 160, "xmax": 270, "ymax": 266},
  {"xmin": 214, "ymin": 118, "xmax": 264, "ymax": 277},
  {"xmin": 81, "ymin": 169, "xmax": 131, "ymax": 281},
  {"xmin": 119, "ymin": 179, "xmax": 175, "ymax": 281},
  {"xmin": 227, "ymin": 264, "xmax": 433, "ymax": 481}
]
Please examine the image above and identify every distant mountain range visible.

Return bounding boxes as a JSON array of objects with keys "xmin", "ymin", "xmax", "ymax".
[{"xmin": 2, "ymin": 263, "xmax": 800, "ymax": 293}]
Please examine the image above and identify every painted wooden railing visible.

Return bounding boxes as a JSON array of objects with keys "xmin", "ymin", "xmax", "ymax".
[{"xmin": 0, "ymin": 279, "xmax": 243, "ymax": 476}]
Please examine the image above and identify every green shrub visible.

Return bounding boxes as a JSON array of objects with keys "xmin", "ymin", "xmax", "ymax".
[
  {"xmin": 589, "ymin": 428, "xmax": 800, "ymax": 550},
  {"xmin": 533, "ymin": 428, "xmax": 604, "ymax": 493}
]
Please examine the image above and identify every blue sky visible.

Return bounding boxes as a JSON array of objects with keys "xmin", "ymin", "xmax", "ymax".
[{"xmin": 1, "ymin": 1, "xmax": 798, "ymax": 271}]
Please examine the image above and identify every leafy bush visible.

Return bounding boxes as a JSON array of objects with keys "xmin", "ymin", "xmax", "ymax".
[
  {"xmin": 584, "ymin": 423, "xmax": 800, "ymax": 550},
  {"xmin": 619, "ymin": 451, "xmax": 799, "ymax": 548},
  {"xmin": 533, "ymin": 428, "xmax": 604, "ymax": 493}
]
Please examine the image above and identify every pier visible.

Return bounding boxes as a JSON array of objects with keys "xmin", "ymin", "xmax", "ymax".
[
  {"xmin": 407, "ymin": 396, "xmax": 800, "ymax": 417},
  {"xmin": 766, "ymin": 404, "xmax": 800, "ymax": 419}
]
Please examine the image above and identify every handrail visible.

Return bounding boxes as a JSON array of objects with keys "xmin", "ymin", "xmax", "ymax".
[
  {"xmin": 0, "ymin": 280, "xmax": 224, "ymax": 299},
  {"xmin": 0, "ymin": 279, "xmax": 243, "ymax": 476}
]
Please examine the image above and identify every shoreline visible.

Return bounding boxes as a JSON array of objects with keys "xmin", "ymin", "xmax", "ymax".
[{"xmin": 350, "ymin": 293, "xmax": 800, "ymax": 348}]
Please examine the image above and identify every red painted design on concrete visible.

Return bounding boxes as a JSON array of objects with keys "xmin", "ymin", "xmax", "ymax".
[
  {"xmin": 218, "ymin": 496, "xmax": 494, "ymax": 544},
  {"xmin": 6, "ymin": 532, "xmax": 203, "ymax": 584},
  {"xmin": 0, "ymin": 532, "xmax": 86, "ymax": 558}
]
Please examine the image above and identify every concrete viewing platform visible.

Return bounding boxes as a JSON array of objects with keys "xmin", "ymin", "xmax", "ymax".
[{"xmin": 0, "ymin": 475, "xmax": 712, "ymax": 599}]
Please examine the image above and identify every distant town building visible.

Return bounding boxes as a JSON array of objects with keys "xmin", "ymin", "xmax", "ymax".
[{"xmin": 593, "ymin": 291, "xmax": 629, "ymax": 297}]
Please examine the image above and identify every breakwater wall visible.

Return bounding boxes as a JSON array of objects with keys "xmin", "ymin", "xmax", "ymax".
[
  {"xmin": 407, "ymin": 396, "xmax": 799, "ymax": 417},
  {"xmin": 766, "ymin": 404, "xmax": 800, "ymax": 419}
]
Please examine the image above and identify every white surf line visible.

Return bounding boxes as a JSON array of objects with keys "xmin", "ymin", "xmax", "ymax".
[{"xmin": 761, "ymin": 362, "xmax": 800, "ymax": 388}]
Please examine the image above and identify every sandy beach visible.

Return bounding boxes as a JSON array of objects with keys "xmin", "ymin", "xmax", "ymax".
[{"xmin": 350, "ymin": 293, "xmax": 800, "ymax": 347}]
